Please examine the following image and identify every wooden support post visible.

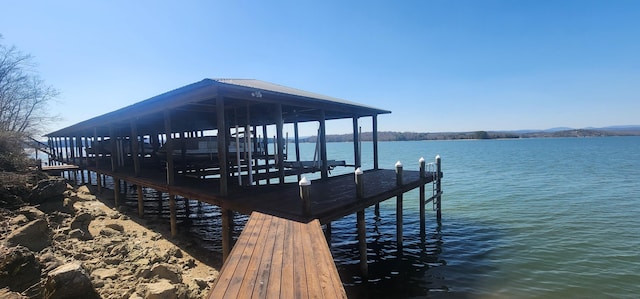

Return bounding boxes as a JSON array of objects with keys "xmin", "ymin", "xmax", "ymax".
[
  {"xmin": 109, "ymin": 128, "xmax": 117, "ymax": 173},
  {"xmin": 157, "ymin": 191, "xmax": 163, "ymax": 216},
  {"xmin": 96, "ymin": 173, "xmax": 102, "ymax": 193},
  {"xmin": 246, "ymin": 106, "xmax": 253, "ymax": 185},
  {"xmin": 114, "ymin": 178, "xmax": 121, "ymax": 208},
  {"xmin": 164, "ymin": 110, "xmax": 178, "ymax": 238},
  {"xmin": 373, "ymin": 114, "xmax": 379, "ymax": 170},
  {"xmin": 419, "ymin": 157, "xmax": 426, "ymax": 238},
  {"xmin": 357, "ymin": 210, "xmax": 368, "ymax": 278},
  {"xmin": 69, "ymin": 136, "xmax": 76, "ymax": 164},
  {"xmin": 355, "ymin": 168, "xmax": 364, "ymax": 198},
  {"xmin": 262, "ymin": 125, "xmax": 269, "ymax": 185},
  {"xmin": 72, "ymin": 170, "xmax": 77, "ymax": 185},
  {"xmin": 436, "ymin": 155, "xmax": 442, "ymax": 224},
  {"xmin": 131, "ymin": 120, "xmax": 141, "ymax": 177},
  {"xmin": 353, "ymin": 117, "xmax": 360, "ymax": 168},
  {"xmin": 319, "ymin": 110, "xmax": 328, "ymax": 179},
  {"xmin": 275, "ymin": 104, "xmax": 285, "ymax": 184},
  {"xmin": 221, "ymin": 208, "xmax": 233, "ymax": 262},
  {"xmin": 184, "ymin": 197, "xmax": 191, "ymax": 218},
  {"xmin": 299, "ymin": 177, "xmax": 311, "ymax": 216},
  {"xmin": 137, "ymin": 184, "xmax": 144, "ymax": 218},
  {"xmin": 216, "ymin": 96, "xmax": 228, "ymax": 196},
  {"xmin": 294, "ymin": 120, "xmax": 301, "ymax": 181},
  {"xmin": 93, "ymin": 128, "xmax": 99, "ymax": 169},
  {"xmin": 169, "ymin": 194, "xmax": 177, "ymax": 238},
  {"xmin": 324, "ymin": 222, "xmax": 332, "ymax": 247},
  {"xmin": 395, "ymin": 161, "xmax": 403, "ymax": 249},
  {"xmin": 83, "ymin": 134, "xmax": 90, "ymax": 167},
  {"xmin": 163, "ymin": 111, "xmax": 175, "ymax": 186}
]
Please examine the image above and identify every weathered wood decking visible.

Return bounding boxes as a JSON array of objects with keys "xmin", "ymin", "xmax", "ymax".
[{"xmin": 209, "ymin": 211, "xmax": 347, "ymax": 299}]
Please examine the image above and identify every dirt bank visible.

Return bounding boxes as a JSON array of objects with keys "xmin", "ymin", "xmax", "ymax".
[{"xmin": 1, "ymin": 175, "xmax": 219, "ymax": 299}]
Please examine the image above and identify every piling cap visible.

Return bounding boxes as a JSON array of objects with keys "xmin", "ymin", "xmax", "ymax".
[
  {"xmin": 355, "ymin": 167, "xmax": 363, "ymax": 175},
  {"xmin": 419, "ymin": 157, "xmax": 425, "ymax": 163},
  {"xmin": 436, "ymin": 154, "xmax": 441, "ymax": 160},
  {"xmin": 395, "ymin": 161, "xmax": 403, "ymax": 168},
  {"xmin": 299, "ymin": 176, "xmax": 311, "ymax": 186}
]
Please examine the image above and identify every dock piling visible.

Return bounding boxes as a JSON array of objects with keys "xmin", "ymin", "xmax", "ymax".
[
  {"xmin": 299, "ymin": 177, "xmax": 311, "ymax": 215},
  {"xmin": 419, "ymin": 157, "xmax": 426, "ymax": 238},
  {"xmin": 436, "ymin": 155, "xmax": 442, "ymax": 224},
  {"xmin": 114, "ymin": 178, "xmax": 121, "ymax": 207},
  {"xmin": 355, "ymin": 167, "xmax": 364, "ymax": 198},
  {"xmin": 395, "ymin": 161, "xmax": 403, "ymax": 249},
  {"xmin": 137, "ymin": 185, "xmax": 144, "ymax": 218},
  {"xmin": 357, "ymin": 209, "xmax": 368, "ymax": 278},
  {"xmin": 169, "ymin": 194, "xmax": 177, "ymax": 238}
]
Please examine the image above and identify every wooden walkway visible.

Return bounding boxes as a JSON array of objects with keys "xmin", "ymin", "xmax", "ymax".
[{"xmin": 209, "ymin": 211, "xmax": 347, "ymax": 299}]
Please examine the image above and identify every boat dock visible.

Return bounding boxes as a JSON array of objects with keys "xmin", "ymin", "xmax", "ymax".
[{"xmin": 43, "ymin": 78, "xmax": 443, "ymax": 297}]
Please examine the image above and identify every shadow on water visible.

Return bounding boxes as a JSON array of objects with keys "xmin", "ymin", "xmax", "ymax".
[{"xmin": 330, "ymin": 205, "xmax": 506, "ymax": 299}]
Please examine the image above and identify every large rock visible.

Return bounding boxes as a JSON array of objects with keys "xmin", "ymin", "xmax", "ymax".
[
  {"xmin": 0, "ymin": 288, "xmax": 28, "ymax": 299},
  {"xmin": 4, "ymin": 218, "xmax": 51, "ymax": 252},
  {"xmin": 143, "ymin": 279, "xmax": 176, "ymax": 299},
  {"xmin": 0, "ymin": 245, "xmax": 41, "ymax": 292},
  {"xmin": 29, "ymin": 177, "xmax": 67, "ymax": 204},
  {"xmin": 44, "ymin": 262, "xmax": 98, "ymax": 299},
  {"xmin": 18, "ymin": 206, "xmax": 45, "ymax": 220},
  {"xmin": 77, "ymin": 185, "xmax": 91, "ymax": 194},
  {"xmin": 92, "ymin": 268, "xmax": 119, "ymax": 280},
  {"xmin": 150, "ymin": 264, "xmax": 182, "ymax": 284}
]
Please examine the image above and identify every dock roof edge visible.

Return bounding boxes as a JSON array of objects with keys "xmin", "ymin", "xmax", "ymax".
[{"xmin": 46, "ymin": 78, "xmax": 391, "ymax": 137}]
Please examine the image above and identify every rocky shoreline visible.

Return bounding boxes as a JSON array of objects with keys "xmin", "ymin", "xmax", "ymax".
[{"xmin": 1, "ymin": 175, "xmax": 219, "ymax": 299}]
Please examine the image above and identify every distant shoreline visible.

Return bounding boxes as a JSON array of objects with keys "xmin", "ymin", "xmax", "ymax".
[{"xmin": 300, "ymin": 128, "xmax": 640, "ymax": 143}]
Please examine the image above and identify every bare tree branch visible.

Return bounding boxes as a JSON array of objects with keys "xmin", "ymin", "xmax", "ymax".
[{"xmin": 0, "ymin": 36, "xmax": 59, "ymax": 137}]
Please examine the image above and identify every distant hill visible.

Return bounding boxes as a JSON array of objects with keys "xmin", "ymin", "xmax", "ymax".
[{"xmin": 300, "ymin": 126, "xmax": 640, "ymax": 142}]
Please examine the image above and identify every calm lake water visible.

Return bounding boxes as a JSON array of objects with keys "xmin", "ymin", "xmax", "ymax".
[{"xmin": 101, "ymin": 137, "xmax": 639, "ymax": 298}]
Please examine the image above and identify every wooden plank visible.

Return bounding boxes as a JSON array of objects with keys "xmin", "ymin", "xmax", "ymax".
[
  {"xmin": 250, "ymin": 215, "xmax": 281, "ymax": 298},
  {"xmin": 301, "ymin": 220, "xmax": 322, "ymax": 298},
  {"xmin": 279, "ymin": 216, "xmax": 295, "ymax": 299},
  {"xmin": 209, "ymin": 213, "xmax": 266, "ymax": 298},
  {"xmin": 237, "ymin": 213, "xmax": 276, "ymax": 298},
  {"xmin": 292, "ymin": 219, "xmax": 309, "ymax": 298},
  {"xmin": 210, "ymin": 212, "xmax": 347, "ymax": 299},
  {"xmin": 223, "ymin": 214, "xmax": 272, "ymax": 298},
  {"xmin": 307, "ymin": 219, "xmax": 347, "ymax": 298},
  {"xmin": 265, "ymin": 218, "xmax": 285, "ymax": 298}
]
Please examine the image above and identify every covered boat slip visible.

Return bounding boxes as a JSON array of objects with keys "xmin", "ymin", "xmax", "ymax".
[
  {"xmin": 46, "ymin": 79, "xmax": 392, "ymax": 189},
  {"xmin": 45, "ymin": 79, "xmax": 443, "ymax": 296}
]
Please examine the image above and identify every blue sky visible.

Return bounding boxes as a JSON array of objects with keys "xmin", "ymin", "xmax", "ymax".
[{"xmin": 1, "ymin": 1, "xmax": 639, "ymax": 136}]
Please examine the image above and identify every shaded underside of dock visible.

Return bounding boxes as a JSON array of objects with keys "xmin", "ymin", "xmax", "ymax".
[{"xmin": 83, "ymin": 163, "xmax": 437, "ymax": 224}]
